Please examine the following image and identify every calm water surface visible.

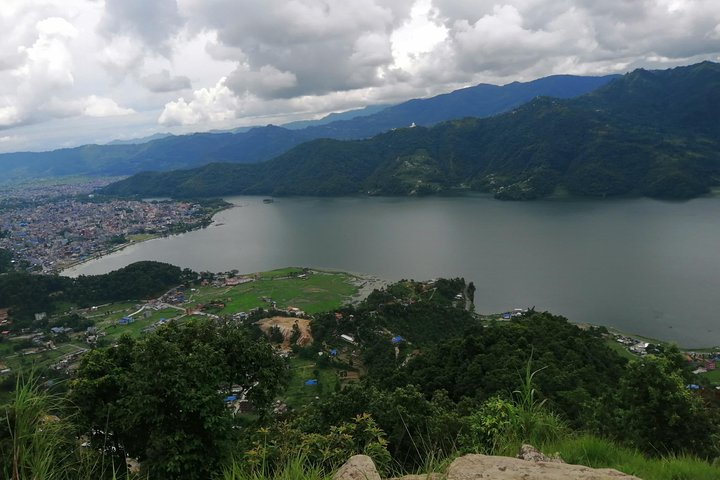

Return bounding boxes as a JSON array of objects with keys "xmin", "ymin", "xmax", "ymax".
[{"xmin": 65, "ymin": 195, "xmax": 720, "ymax": 347}]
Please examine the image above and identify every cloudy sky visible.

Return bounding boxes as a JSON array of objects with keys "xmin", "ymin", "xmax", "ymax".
[{"xmin": 1, "ymin": 0, "xmax": 719, "ymax": 153}]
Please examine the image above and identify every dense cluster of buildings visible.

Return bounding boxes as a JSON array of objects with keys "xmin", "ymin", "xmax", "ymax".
[
  {"xmin": 0, "ymin": 197, "xmax": 210, "ymax": 273},
  {"xmin": 0, "ymin": 178, "xmax": 120, "ymax": 203}
]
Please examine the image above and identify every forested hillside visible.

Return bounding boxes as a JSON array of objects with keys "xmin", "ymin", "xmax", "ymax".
[
  {"xmin": 2, "ymin": 272, "xmax": 719, "ymax": 479},
  {"xmin": 0, "ymin": 74, "xmax": 613, "ymax": 183},
  {"xmin": 101, "ymin": 61, "xmax": 720, "ymax": 200},
  {"xmin": 0, "ymin": 261, "xmax": 189, "ymax": 328}
]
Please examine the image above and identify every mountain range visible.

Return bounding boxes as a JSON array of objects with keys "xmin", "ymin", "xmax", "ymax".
[
  {"xmin": 0, "ymin": 74, "xmax": 614, "ymax": 183},
  {"xmin": 101, "ymin": 61, "xmax": 720, "ymax": 200}
]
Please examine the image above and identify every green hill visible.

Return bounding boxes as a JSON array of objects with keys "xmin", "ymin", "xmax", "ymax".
[
  {"xmin": 0, "ymin": 75, "xmax": 613, "ymax": 184},
  {"xmin": 101, "ymin": 61, "xmax": 720, "ymax": 200}
]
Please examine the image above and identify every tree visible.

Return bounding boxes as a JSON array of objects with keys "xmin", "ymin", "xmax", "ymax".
[
  {"xmin": 0, "ymin": 248, "xmax": 13, "ymax": 273},
  {"xmin": 595, "ymin": 352, "xmax": 720, "ymax": 458},
  {"xmin": 269, "ymin": 325, "xmax": 285, "ymax": 344},
  {"xmin": 70, "ymin": 319, "xmax": 287, "ymax": 479}
]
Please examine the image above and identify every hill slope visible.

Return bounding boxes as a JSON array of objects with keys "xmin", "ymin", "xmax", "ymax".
[
  {"xmin": 0, "ymin": 75, "xmax": 614, "ymax": 183},
  {"xmin": 101, "ymin": 62, "xmax": 720, "ymax": 200}
]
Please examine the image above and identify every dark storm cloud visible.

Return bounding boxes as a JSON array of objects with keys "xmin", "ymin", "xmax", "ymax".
[
  {"xmin": 99, "ymin": 0, "xmax": 183, "ymax": 54},
  {"xmin": 183, "ymin": 0, "xmax": 413, "ymax": 97}
]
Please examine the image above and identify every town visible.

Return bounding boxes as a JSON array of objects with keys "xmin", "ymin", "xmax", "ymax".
[{"xmin": 0, "ymin": 179, "xmax": 227, "ymax": 273}]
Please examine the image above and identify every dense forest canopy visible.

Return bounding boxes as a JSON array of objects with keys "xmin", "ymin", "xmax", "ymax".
[
  {"xmin": 0, "ymin": 261, "xmax": 189, "ymax": 328},
  {"xmin": 101, "ymin": 62, "xmax": 720, "ymax": 201},
  {"xmin": 1, "ymin": 270, "xmax": 719, "ymax": 479},
  {"xmin": 0, "ymin": 74, "xmax": 613, "ymax": 184}
]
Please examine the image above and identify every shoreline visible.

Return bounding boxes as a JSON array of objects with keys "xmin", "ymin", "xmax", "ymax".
[
  {"xmin": 60, "ymin": 201, "xmax": 233, "ymax": 276},
  {"xmin": 63, "ymin": 258, "xmax": 720, "ymax": 350}
]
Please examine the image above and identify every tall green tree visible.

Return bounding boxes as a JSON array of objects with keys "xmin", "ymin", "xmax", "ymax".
[
  {"xmin": 70, "ymin": 319, "xmax": 287, "ymax": 480},
  {"xmin": 595, "ymin": 352, "xmax": 719, "ymax": 458}
]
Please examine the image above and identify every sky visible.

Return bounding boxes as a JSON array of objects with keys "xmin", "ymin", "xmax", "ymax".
[{"xmin": 1, "ymin": 0, "xmax": 719, "ymax": 153}]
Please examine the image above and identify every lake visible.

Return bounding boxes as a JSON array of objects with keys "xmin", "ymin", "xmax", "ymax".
[{"xmin": 64, "ymin": 195, "xmax": 720, "ymax": 347}]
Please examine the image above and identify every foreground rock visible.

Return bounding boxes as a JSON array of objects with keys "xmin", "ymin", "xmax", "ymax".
[
  {"xmin": 334, "ymin": 452, "xmax": 642, "ymax": 480},
  {"xmin": 516, "ymin": 443, "xmax": 564, "ymax": 463},
  {"xmin": 333, "ymin": 455, "xmax": 381, "ymax": 480},
  {"xmin": 448, "ymin": 453, "xmax": 641, "ymax": 480}
]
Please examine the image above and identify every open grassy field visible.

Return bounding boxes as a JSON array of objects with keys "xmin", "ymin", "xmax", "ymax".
[
  {"xmin": 283, "ymin": 357, "xmax": 339, "ymax": 408},
  {"xmin": 604, "ymin": 338, "xmax": 637, "ymax": 360},
  {"xmin": 699, "ymin": 368, "xmax": 720, "ymax": 385},
  {"xmin": 2, "ymin": 341, "xmax": 86, "ymax": 372},
  {"xmin": 99, "ymin": 307, "xmax": 183, "ymax": 341},
  {"xmin": 188, "ymin": 268, "xmax": 359, "ymax": 315},
  {"xmin": 0, "ymin": 267, "xmax": 363, "ymax": 386}
]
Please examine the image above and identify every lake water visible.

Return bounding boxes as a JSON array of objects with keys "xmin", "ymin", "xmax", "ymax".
[{"xmin": 64, "ymin": 195, "xmax": 720, "ymax": 347}]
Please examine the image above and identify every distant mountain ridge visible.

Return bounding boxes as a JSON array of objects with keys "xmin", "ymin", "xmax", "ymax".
[
  {"xmin": 106, "ymin": 132, "xmax": 174, "ymax": 146},
  {"xmin": 100, "ymin": 62, "xmax": 720, "ymax": 200},
  {"xmin": 0, "ymin": 74, "xmax": 616, "ymax": 183}
]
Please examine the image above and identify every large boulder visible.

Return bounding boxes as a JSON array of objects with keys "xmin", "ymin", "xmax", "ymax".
[
  {"xmin": 447, "ymin": 453, "xmax": 642, "ymax": 480},
  {"xmin": 333, "ymin": 455, "xmax": 382, "ymax": 480}
]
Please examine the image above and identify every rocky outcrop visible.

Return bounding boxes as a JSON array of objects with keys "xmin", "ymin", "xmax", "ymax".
[
  {"xmin": 516, "ymin": 443, "xmax": 565, "ymax": 463},
  {"xmin": 334, "ymin": 450, "xmax": 642, "ymax": 480},
  {"xmin": 446, "ymin": 453, "xmax": 640, "ymax": 480},
  {"xmin": 333, "ymin": 455, "xmax": 382, "ymax": 480}
]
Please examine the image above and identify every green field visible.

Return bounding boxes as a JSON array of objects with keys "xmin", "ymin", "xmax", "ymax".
[
  {"xmin": 283, "ymin": 357, "xmax": 339, "ymax": 408},
  {"xmin": 188, "ymin": 269, "xmax": 359, "ymax": 315},
  {"xmin": 127, "ymin": 233, "xmax": 159, "ymax": 242},
  {"xmin": 2, "ymin": 341, "xmax": 86, "ymax": 372},
  {"xmin": 604, "ymin": 339, "xmax": 637, "ymax": 360},
  {"xmin": 699, "ymin": 368, "xmax": 720, "ymax": 385},
  {"xmin": 99, "ymin": 307, "xmax": 183, "ymax": 341},
  {"xmin": 0, "ymin": 267, "xmax": 362, "ymax": 387}
]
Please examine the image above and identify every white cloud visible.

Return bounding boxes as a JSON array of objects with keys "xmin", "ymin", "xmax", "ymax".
[
  {"xmin": 159, "ymin": 78, "xmax": 239, "ymax": 126},
  {"xmin": 391, "ymin": 0, "xmax": 448, "ymax": 71},
  {"xmin": 178, "ymin": 0, "xmax": 415, "ymax": 97},
  {"xmin": 0, "ymin": 107, "xmax": 22, "ymax": 128},
  {"xmin": 0, "ymin": 16, "xmax": 78, "ymax": 128},
  {"xmin": 0, "ymin": 135, "xmax": 20, "ymax": 144},
  {"xmin": 98, "ymin": 34, "xmax": 145, "ymax": 77},
  {"xmin": 83, "ymin": 95, "xmax": 135, "ymax": 117},
  {"xmin": 18, "ymin": 17, "xmax": 77, "ymax": 88},
  {"xmin": 2, "ymin": 0, "xmax": 720, "ymax": 151}
]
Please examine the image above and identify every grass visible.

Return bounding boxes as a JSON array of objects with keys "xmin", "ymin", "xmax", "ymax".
[
  {"xmin": 222, "ymin": 455, "xmax": 331, "ymax": 480},
  {"xmin": 188, "ymin": 270, "xmax": 358, "ymax": 315},
  {"xmin": 282, "ymin": 358, "xmax": 339, "ymax": 409},
  {"xmin": 698, "ymin": 367, "xmax": 720, "ymax": 385},
  {"xmin": 2, "ymin": 342, "xmax": 87, "ymax": 372},
  {"xmin": 604, "ymin": 338, "xmax": 637, "ymax": 360},
  {"xmin": 259, "ymin": 268, "xmax": 307, "ymax": 279},
  {"xmin": 127, "ymin": 233, "xmax": 159, "ymax": 242},
  {"xmin": 100, "ymin": 307, "xmax": 182, "ymax": 341},
  {"xmin": 541, "ymin": 434, "xmax": 720, "ymax": 480},
  {"xmin": 2, "ymin": 374, "xmax": 139, "ymax": 480},
  {"xmin": 217, "ymin": 433, "xmax": 720, "ymax": 480}
]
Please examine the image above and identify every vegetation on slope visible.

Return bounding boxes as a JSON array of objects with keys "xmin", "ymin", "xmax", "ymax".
[
  {"xmin": 1, "ymin": 274, "xmax": 719, "ymax": 479},
  {"xmin": 0, "ymin": 261, "xmax": 190, "ymax": 328},
  {"xmin": 0, "ymin": 75, "xmax": 614, "ymax": 183},
  {"xmin": 101, "ymin": 61, "xmax": 720, "ymax": 200}
]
